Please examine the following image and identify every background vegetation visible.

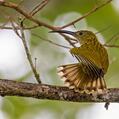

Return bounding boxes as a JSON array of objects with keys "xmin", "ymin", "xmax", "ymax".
[{"xmin": 0, "ymin": 0, "xmax": 119, "ymax": 119}]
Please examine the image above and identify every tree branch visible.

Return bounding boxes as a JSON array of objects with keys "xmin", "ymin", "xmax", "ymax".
[
  {"xmin": 29, "ymin": 0, "xmax": 50, "ymax": 16},
  {"xmin": 104, "ymin": 44, "xmax": 119, "ymax": 48},
  {"xmin": 0, "ymin": 25, "xmax": 39, "ymax": 30},
  {"xmin": 0, "ymin": 79, "xmax": 118, "ymax": 103},
  {"xmin": 0, "ymin": 0, "xmax": 112, "ymax": 30},
  {"xmin": 11, "ymin": 22, "xmax": 41, "ymax": 83},
  {"xmin": 0, "ymin": 1, "xmax": 56, "ymax": 30},
  {"xmin": 60, "ymin": 0, "xmax": 112, "ymax": 29},
  {"xmin": 32, "ymin": 32, "xmax": 70, "ymax": 49},
  {"xmin": 0, "ymin": 1, "xmax": 76, "ymax": 47},
  {"xmin": 0, "ymin": 1, "xmax": 113, "ymax": 48},
  {"xmin": 21, "ymin": 0, "xmax": 50, "ymax": 25}
]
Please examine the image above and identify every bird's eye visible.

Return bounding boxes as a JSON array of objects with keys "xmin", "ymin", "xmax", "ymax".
[{"xmin": 79, "ymin": 32, "xmax": 83, "ymax": 35}]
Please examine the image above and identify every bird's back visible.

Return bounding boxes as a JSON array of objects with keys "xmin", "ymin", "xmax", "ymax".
[{"xmin": 86, "ymin": 41, "xmax": 109, "ymax": 74}]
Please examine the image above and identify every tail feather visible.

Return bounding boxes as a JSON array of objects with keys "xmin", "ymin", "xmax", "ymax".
[
  {"xmin": 92, "ymin": 79, "xmax": 97, "ymax": 89},
  {"xmin": 58, "ymin": 64, "xmax": 79, "ymax": 77},
  {"xmin": 100, "ymin": 78, "xmax": 107, "ymax": 89},
  {"xmin": 57, "ymin": 63, "xmax": 106, "ymax": 91}
]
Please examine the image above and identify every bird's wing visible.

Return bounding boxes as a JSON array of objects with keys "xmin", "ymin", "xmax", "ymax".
[{"xmin": 70, "ymin": 44, "xmax": 104, "ymax": 78}]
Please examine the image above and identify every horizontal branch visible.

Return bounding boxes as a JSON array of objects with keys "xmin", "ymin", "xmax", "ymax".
[
  {"xmin": 0, "ymin": 25, "xmax": 39, "ymax": 30},
  {"xmin": 60, "ymin": 0, "xmax": 112, "ymax": 29},
  {"xmin": 0, "ymin": 79, "xmax": 118, "ymax": 103},
  {"xmin": 0, "ymin": 1, "xmax": 56, "ymax": 30}
]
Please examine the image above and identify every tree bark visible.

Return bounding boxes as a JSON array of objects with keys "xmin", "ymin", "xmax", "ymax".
[{"xmin": 0, "ymin": 79, "xmax": 118, "ymax": 102}]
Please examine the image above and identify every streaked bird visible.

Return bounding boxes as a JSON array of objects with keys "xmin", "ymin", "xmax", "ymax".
[{"xmin": 51, "ymin": 30, "xmax": 109, "ymax": 92}]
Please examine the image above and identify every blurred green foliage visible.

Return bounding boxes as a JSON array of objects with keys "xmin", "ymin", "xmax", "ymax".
[{"xmin": 1, "ymin": 0, "xmax": 119, "ymax": 119}]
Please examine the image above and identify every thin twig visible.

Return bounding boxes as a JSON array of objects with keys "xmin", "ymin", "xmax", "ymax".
[
  {"xmin": 11, "ymin": 21, "xmax": 41, "ymax": 83},
  {"xmin": 0, "ymin": 1, "xmax": 112, "ymax": 48},
  {"xmin": 61, "ymin": 34, "xmax": 77, "ymax": 47},
  {"xmin": 0, "ymin": 25, "xmax": 39, "ymax": 30},
  {"xmin": 95, "ymin": 25, "xmax": 112, "ymax": 34},
  {"xmin": 32, "ymin": 32, "xmax": 70, "ymax": 49},
  {"xmin": 21, "ymin": 0, "xmax": 50, "ymax": 24},
  {"xmin": 60, "ymin": 0, "xmax": 112, "ymax": 29},
  {"xmin": 0, "ymin": 1, "xmax": 56, "ymax": 30},
  {"xmin": 20, "ymin": 26, "xmax": 41, "ymax": 83},
  {"xmin": 104, "ymin": 44, "xmax": 119, "ymax": 48},
  {"xmin": 106, "ymin": 32, "xmax": 119, "ymax": 44},
  {"xmin": 0, "ymin": 1, "xmax": 112, "ymax": 31},
  {"xmin": 0, "ymin": 22, "xmax": 8, "ymax": 28},
  {"xmin": 1, "ymin": 1, "xmax": 116, "ymax": 49},
  {"xmin": 30, "ymin": 0, "xmax": 49, "ymax": 16},
  {"xmin": 11, "ymin": 21, "xmax": 22, "ymax": 38}
]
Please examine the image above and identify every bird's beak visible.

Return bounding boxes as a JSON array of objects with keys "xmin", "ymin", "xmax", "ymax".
[{"xmin": 50, "ymin": 30, "xmax": 75, "ymax": 36}]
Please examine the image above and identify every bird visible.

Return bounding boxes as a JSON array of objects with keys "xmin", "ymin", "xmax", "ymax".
[{"xmin": 51, "ymin": 30, "xmax": 109, "ymax": 92}]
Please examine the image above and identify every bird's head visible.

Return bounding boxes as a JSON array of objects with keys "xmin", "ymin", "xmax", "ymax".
[{"xmin": 50, "ymin": 30, "xmax": 97, "ymax": 45}]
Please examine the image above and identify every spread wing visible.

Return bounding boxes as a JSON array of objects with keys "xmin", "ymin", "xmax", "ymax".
[{"xmin": 70, "ymin": 44, "xmax": 104, "ymax": 78}]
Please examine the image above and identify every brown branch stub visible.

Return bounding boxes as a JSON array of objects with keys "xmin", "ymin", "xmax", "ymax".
[{"xmin": 0, "ymin": 79, "xmax": 119, "ymax": 103}]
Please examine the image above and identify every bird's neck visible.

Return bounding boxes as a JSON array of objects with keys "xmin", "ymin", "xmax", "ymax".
[{"xmin": 80, "ymin": 37, "xmax": 99, "ymax": 45}]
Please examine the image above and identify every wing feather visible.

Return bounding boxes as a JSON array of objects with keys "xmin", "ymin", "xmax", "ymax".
[{"xmin": 74, "ymin": 53, "xmax": 104, "ymax": 78}]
